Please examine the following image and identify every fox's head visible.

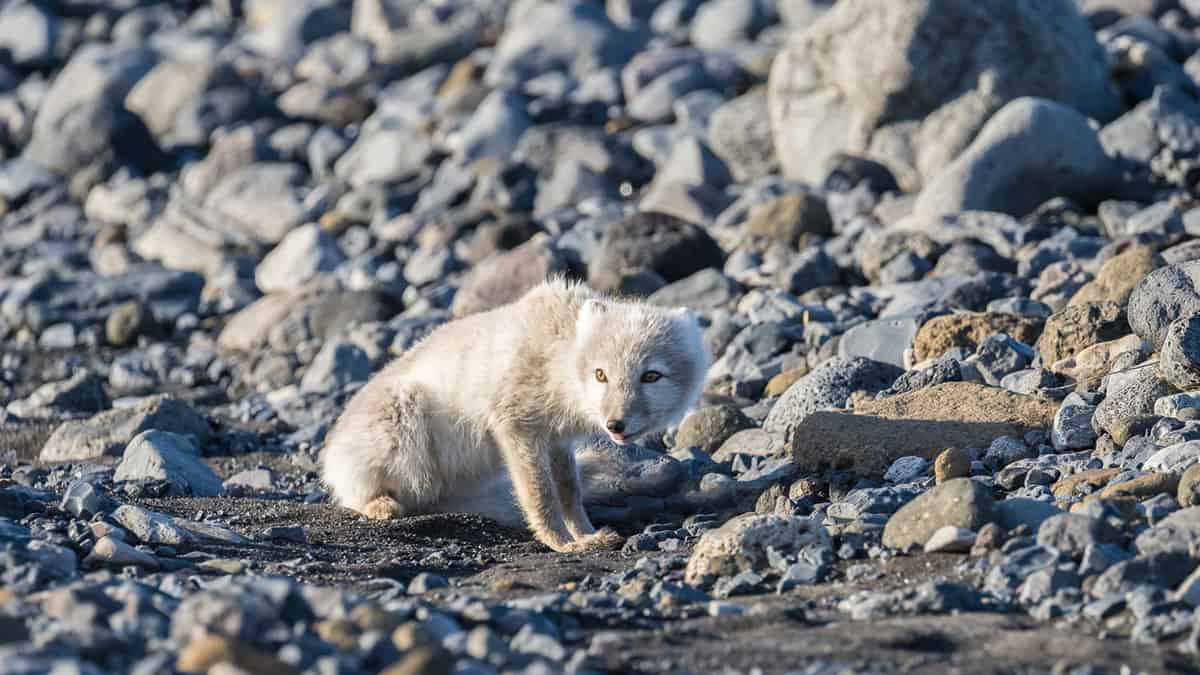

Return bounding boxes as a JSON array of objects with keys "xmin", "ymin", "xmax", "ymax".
[{"xmin": 572, "ymin": 297, "xmax": 710, "ymax": 444}]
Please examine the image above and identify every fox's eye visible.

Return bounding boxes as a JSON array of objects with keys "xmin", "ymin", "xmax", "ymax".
[
  {"xmin": 595, "ymin": 369, "xmax": 607, "ymax": 383},
  {"xmin": 641, "ymin": 371, "xmax": 662, "ymax": 383}
]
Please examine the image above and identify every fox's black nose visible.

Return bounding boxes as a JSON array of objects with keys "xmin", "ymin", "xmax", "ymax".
[{"xmin": 605, "ymin": 419, "xmax": 625, "ymax": 434}]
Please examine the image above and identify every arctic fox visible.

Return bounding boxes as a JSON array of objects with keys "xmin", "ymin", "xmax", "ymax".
[{"xmin": 320, "ymin": 278, "xmax": 710, "ymax": 553}]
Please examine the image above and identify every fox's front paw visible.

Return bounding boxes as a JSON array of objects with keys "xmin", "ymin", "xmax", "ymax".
[
  {"xmin": 560, "ymin": 527, "xmax": 623, "ymax": 554},
  {"xmin": 358, "ymin": 495, "xmax": 402, "ymax": 520}
]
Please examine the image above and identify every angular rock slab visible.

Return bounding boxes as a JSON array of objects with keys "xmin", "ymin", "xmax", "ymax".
[{"xmin": 790, "ymin": 382, "xmax": 1057, "ymax": 476}]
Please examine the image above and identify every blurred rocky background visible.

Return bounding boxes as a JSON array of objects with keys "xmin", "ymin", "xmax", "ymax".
[{"xmin": 5, "ymin": 0, "xmax": 1200, "ymax": 673}]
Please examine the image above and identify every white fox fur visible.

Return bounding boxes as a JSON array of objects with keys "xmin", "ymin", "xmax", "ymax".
[{"xmin": 320, "ymin": 278, "xmax": 710, "ymax": 553}]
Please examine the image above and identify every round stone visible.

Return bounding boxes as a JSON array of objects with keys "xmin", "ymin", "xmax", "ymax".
[
  {"xmin": 1159, "ymin": 316, "xmax": 1200, "ymax": 391},
  {"xmin": 934, "ymin": 447, "xmax": 971, "ymax": 484},
  {"xmin": 105, "ymin": 300, "xmax": 150, "ymax": 347},
  {"xmin": 1179, "ymin": 464, "xmax": 1200, "ymax": 507}
]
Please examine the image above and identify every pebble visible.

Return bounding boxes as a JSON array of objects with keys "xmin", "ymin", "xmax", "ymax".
[{"xmin": 87, "ymin": 535, "xmax": 159, "ymax": 569}]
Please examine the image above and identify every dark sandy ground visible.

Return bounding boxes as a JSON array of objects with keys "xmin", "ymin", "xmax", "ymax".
[{"xmin": 134, "ymin": 490, "xmax": 1198, "ymax": 675}]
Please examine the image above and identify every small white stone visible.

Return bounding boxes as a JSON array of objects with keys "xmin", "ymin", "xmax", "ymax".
[
  {"xmin": 707, "ymin": 601, "xmax": 744, "ymax": 617},
  {"xmin": 112, "ymin": 504, "xmax": 193, "ymax": 545},
  {"xmin": 923, "ymin": 526, "xmax": 977, "ymax": 553},
  {"xmin": 88, "ymin": 535, "xmax": 159, "ymax": 568}
]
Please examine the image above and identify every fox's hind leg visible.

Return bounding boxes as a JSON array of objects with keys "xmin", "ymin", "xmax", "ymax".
[{"xmin": 321, "ymin": 381, "xmax": 437, "ymax": 520}]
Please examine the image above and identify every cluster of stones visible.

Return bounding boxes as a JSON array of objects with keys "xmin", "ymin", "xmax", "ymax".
[{"xmin": 9, "ymin": 0, "xmax": 1200, "ymax": 671}]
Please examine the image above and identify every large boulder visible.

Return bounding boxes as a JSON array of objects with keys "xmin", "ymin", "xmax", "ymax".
[
  {"xmin": 767, "ymin": 0, "xmax": 1119, "ymax": 191},
  {"xmin": 909, "ymin": 98, "xmax": 1123, "ymax": 220}
]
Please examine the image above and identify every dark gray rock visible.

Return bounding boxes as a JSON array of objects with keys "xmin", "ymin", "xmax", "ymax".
[
  {"xmin": 776, "ymin": 248, "xmax": 839, "ymax": 295},
  {"xmin": 300, "ymin": 339, "xmax": 372, "ymax": 394},
  {"xmin": 450, "ymin": 89, "xmax": 531, "ymax": 163},
  {"xmin": 6, "ymin": 370, "xmax": 109, "ymax": 418},
  {"xmin": 578, "ymin": 440, "xmax": 685, "ymax": 504},
  {"xmin": 1091, "ymin": 552, "xmax": 1195, "ymax": 596},
  {"xmin": 995, "ymin": 498, "xmax": 1062, "ymax": 532},
  {"xmin": 1036, "ymin": 513, "xmax": 1122, "ymax": 558},
  {"xmin": 1136, "ymin": 506, "xmax": 1200, "ymax": 557},
  {"xmin": 1053, "ymin": 394, "xmax": 1098, "ymax": 451},
  {"xmin": 113, "ymin": 430, "xmax": 222, "ymax": 497},
  {"xmin": 837, "ymin": 315, "xmax": 922, "ymax": 369},
  {"xmin": 648, "ymin": 269, "xmax": 741, "ymax": 311},
  {"xmin": 25, "ymin": 95, "xmax": 166, "ymax": 179},
  {"xmin": 763, "ymin": 357, "xmax": 903, "ymax": 437},
  {"xmin": 588, "ymin": 212, "xmax": 726, "ymax": 293}
]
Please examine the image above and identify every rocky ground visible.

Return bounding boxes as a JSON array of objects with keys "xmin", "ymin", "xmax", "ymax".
[{"xmin": 10, "ymin": 0, "xmax": 1200, "ymax": 673}]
